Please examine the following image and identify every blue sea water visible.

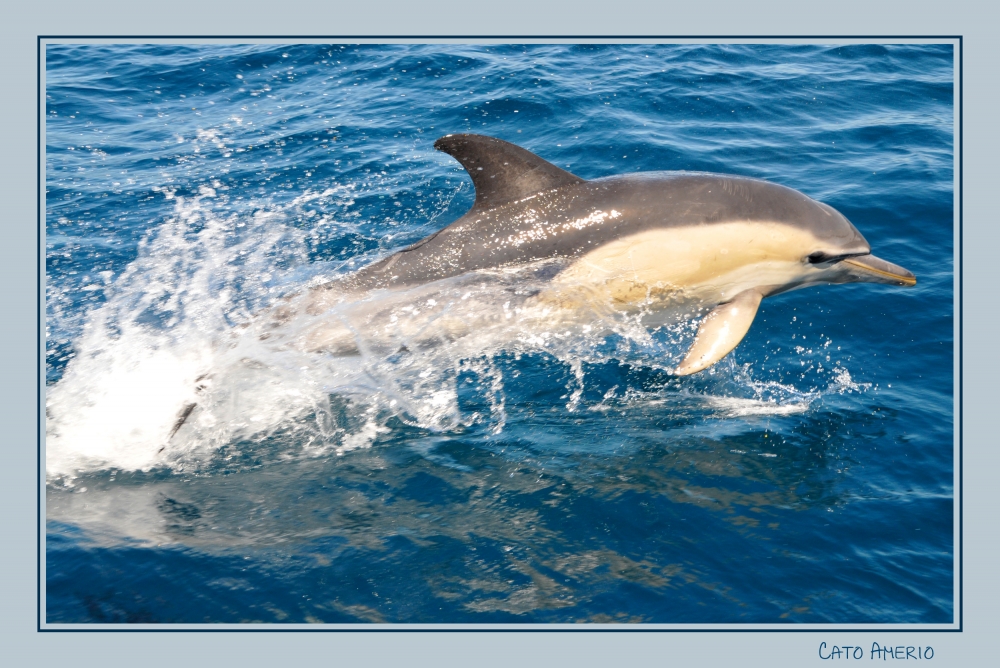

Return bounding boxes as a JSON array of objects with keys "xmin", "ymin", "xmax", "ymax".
[{"xmin": 44, "ymin": 43, "xmax": 955, "ymax": 624}]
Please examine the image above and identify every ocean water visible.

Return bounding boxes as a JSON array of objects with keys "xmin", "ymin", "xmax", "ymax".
[{"xmin": 44, "ymin": 43, "xmax": 955, "ymax": 624}]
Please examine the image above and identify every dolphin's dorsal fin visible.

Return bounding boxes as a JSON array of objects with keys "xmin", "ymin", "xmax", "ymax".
[{"xmin": 434, "ymin": 134, "xmax": 584, "ymax": 212}]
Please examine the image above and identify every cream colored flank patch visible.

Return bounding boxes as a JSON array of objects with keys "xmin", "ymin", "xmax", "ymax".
[{"xmin": 544, "ymin": 222, "xmax": 823, "ymax": 309}]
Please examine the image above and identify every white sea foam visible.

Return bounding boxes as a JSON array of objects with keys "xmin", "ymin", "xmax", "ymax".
[{"xmin": 47, "ymin": 177, "xmax": 324, "ymax": 477}]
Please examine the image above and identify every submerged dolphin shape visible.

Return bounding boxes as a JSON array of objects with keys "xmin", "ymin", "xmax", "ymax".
[{"xmin": 168, "ymin": 134, "xmax": 915, "ymax": 440}]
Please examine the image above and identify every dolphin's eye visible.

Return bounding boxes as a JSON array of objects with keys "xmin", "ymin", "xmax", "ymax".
[
  {"xmin": 807, "ymin": 251, "xmax": 833, "ymax": 264},
  {"xmin": 807, "ymin": 251, "xmax": 867, "ymax": 265}
]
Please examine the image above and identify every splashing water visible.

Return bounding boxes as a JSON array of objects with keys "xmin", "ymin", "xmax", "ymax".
[{"xmin": 46, "ymin": 177, "xmax": 867, "ymax": 479}]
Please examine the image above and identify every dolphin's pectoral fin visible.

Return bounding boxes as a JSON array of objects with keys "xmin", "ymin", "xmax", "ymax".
[{"xmin": 675, "ymin": 289, "xmax": 763, "ymax": 376}]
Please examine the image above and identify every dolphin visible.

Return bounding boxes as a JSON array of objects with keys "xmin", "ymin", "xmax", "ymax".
[
  {"xmin": 167, "ymin": 133, "xmax": 915, "ymax": 439},
  {"xmin": 321, "ymin": 133, "xmax": 915, "ymax": 373}
]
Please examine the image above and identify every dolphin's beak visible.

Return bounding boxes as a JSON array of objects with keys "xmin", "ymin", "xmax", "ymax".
[{"xmin": 840, "ymin": 254, "xmax": 917, "ymax": 286}]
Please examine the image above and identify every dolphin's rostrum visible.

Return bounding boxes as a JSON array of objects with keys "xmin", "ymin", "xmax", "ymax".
[{"xmin": 169, "ymin": 134, "xmax": 915, "ymax": 439}]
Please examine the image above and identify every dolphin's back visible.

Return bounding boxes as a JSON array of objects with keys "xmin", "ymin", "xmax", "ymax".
[{"xmin": 343, "ymin": 136, "xmax": 864, "ymax": 291}]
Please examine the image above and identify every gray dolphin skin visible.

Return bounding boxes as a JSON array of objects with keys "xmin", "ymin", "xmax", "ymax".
[
  {"xmin": 167, "ymin": 134, "xmax": 916, "ymax": 440},
  {"xmin": 340, "ymin": 134, "xmax": 915, "ymax": 374}
]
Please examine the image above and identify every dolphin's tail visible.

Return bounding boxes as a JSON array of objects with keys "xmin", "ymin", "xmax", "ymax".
[
  {"xmin": 158, "ymin": 402, "xmax": 196, "ymax": 453},
  {"xmin": 161, "ymin": 373, "xmax": 213, "ymax": 448},
  {"xmin": 167, "ymin": 403, "xmax": 197, "ymax": 441}
]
